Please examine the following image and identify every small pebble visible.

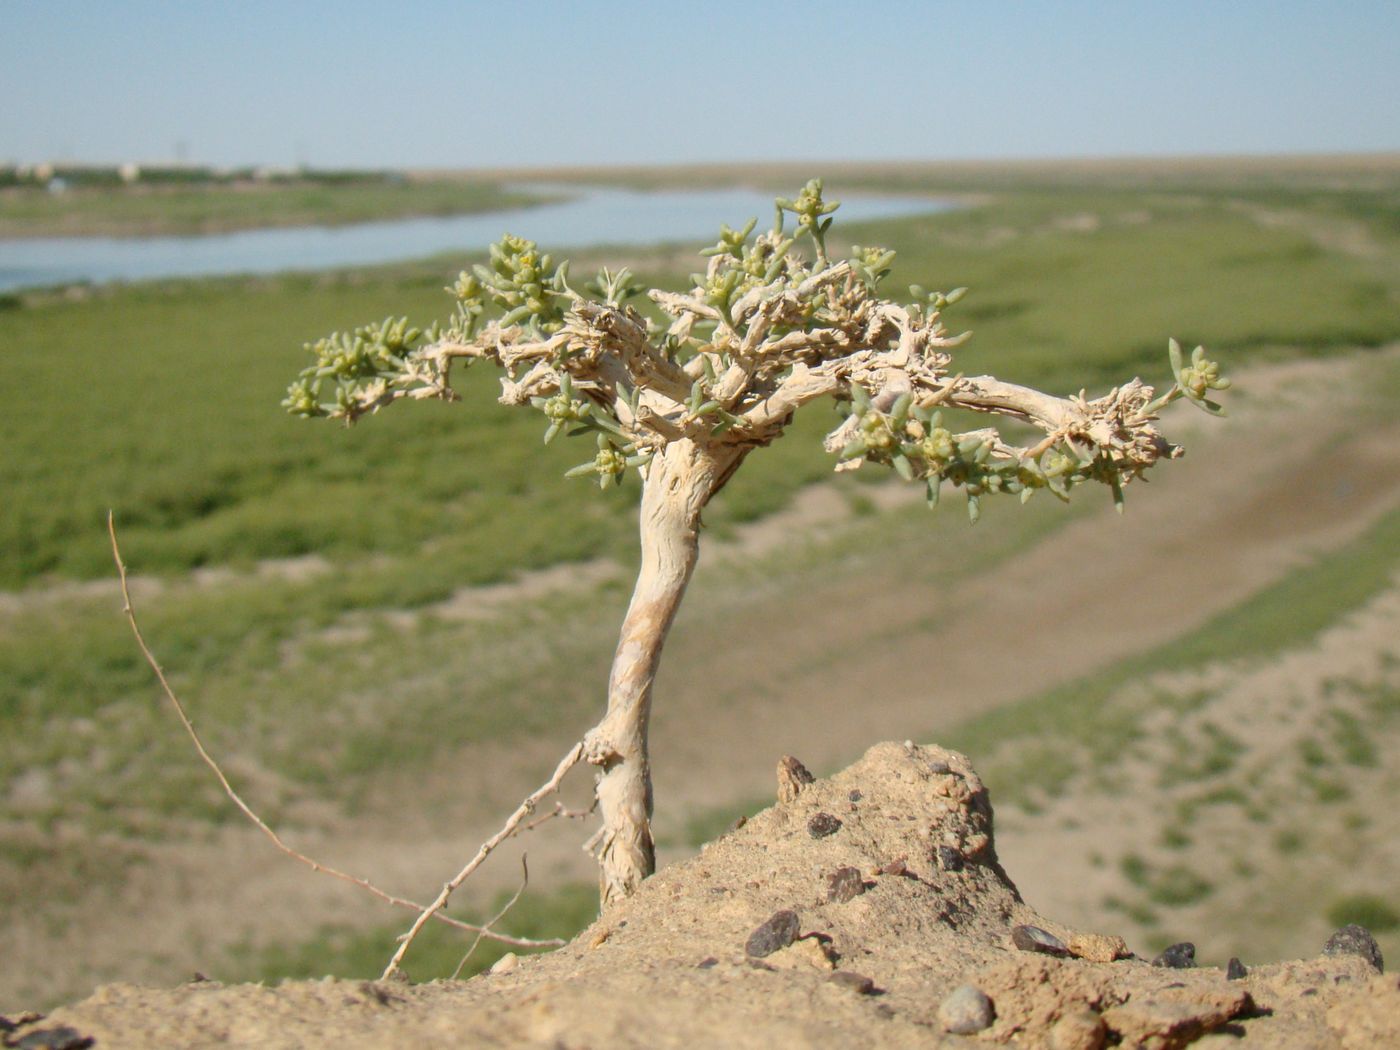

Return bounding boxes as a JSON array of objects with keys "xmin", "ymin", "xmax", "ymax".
[
  {"xmin": 1012, "ymin": 924, "xmax": 1070, "ymax": 957},
  {"xmin": 826, "ymin": 866, "xmax": 867, "ymax": 903},
  {"xmin": 1322, "ymin": 924, "xmax": 1384, "ymax": 972},
  {"xmin": 937, "ymin": 845, "xmax": 965, "ymax": 872},
  {"xmin": 777, "ymin": 755, "xmax": 815, "ymax": 802},
  {"xmin": 745, "ymin": 910, "xmax": 801, "ymax": 958},
  {"xmin": 696, "ymin": 956, "xmax": 718, "ymax": 969},
  {"xmin": 1067, "ymin": 932, "xmax": 1129, "ymax": 963},
  {"xmin": 828, "ymin": 971, "xmax": 876, "ymax": 995},
  {"xmin": 1152, "ymin": 942, "xmax": 1196, "ymax": 969},
  {"xmin": 726, "ymin": 814, "xmax": 747, "ymax": 834},
  {"xmin": 808, "ymin": 812, "xmax": 843, "ymax": 838},
  {"xmin": 1227, "ymin": 957, "xmax": 1248, "ymax": 981},
  {"xmin": 848, "ymin": 789, "xmax": 863, "ymax": 802},
  {"xmin": 938, "ymin": 984, "xmax": 995, "ymax": 1034},
  {"xmin": 487, "ymin": 952, "xmax": 519, "ymax": 975}
]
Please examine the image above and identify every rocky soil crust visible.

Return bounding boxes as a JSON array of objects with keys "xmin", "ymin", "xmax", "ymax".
[{"xmin": 8, "ymin": 743, "xmax": 1396, "ymax": 1048}]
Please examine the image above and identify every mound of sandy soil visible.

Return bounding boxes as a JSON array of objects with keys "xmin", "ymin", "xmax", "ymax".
[{"xmin": 7, "ymin": 743, "xmax": 1396, "ymax": 1048}]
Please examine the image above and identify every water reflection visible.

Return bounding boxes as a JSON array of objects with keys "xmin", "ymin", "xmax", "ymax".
[{"xmin": 0, "ymin": 184, "xmax": 953, "ymax": 293}]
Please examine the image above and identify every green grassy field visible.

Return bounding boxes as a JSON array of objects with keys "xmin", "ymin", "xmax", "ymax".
[
  {"xmin": 3, "ymin": 156, "xmax": 1399, "ymax": 1000},
  {"xmin": 3, "ymin": 161, "xmax": 1398, "ymax": 815},
  {"xmin": 5, "ymin": 163, "xmax": 1397, "ymax": 588}
]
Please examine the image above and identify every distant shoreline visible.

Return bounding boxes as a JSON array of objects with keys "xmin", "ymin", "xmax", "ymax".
[
  {"xmin": 7, "ymin": 151, "xmax": 1395, "ymax": 241},
  {"xmin": 0, "ymin": 178, "xmax": 555, "ymax": 241}
]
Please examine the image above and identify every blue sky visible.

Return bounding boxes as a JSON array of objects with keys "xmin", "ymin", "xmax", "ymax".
[{"xmin": 3, "ymin": 0, "xmax": 1397, "ymax": 169}]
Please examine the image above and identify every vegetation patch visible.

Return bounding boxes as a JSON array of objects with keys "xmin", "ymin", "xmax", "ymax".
[{"xmin": 1326, "ymin": 894, "xmax": 1400, "ymax": 933}]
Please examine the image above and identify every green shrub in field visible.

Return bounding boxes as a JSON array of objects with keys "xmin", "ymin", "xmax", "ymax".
[{"xmin": 1327, "ymin": 894, "xmax": 1400, "ymax": 933}]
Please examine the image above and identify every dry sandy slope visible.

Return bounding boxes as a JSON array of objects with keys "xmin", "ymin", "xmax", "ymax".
[
  {"xmin": 3, "ymin": 348, "xmax": 1399, "ymax": 1009},
  {"xmin": 12, "ymin": 744, "xmax": 1397, "ymax": 1048},
  {"xmin": 998, "ymin": 573, "xmax": 1400, "ymax": 967}
]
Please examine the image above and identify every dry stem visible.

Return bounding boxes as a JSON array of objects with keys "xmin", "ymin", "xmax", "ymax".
[
  {"xmin": 107, "ymin": 512, "xmax": 565, "ymax": 952},
  {"xmin": 381, "ymin": 741, "xmax": 584, "ymax": 980},
  {"xmin": 525, "ymin": 797, "xmax": 598, "ymax": 831},
  {"xmin": 450, "ymin": 856, "xmax": 533, "ymax": 980}
]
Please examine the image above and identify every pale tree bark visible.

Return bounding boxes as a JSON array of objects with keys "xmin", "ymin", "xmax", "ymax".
[{"xmin": 582, "ymin": 438, "xmax": 743, "ymax": 905}]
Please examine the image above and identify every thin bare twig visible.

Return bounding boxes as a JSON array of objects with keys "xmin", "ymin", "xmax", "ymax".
[
  {"xmin": 525, "ymin": 797, "xmax": 598, "ymax": 831},
  {"xmin": 451, "ymin": 855, "xmax": 533, "ymax": 980},
  {"xmin": 106, "ymin": 512, "xmax": 565, "ymax": 951},
  {"xmin": 382, "ymin": 740, "xmax": 584, "ymax": 980}
]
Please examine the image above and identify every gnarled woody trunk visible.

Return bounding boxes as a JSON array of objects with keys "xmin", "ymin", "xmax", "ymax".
[{"xmin": 582, "ymin": 439, "xmax": 743, "ymax": 905}]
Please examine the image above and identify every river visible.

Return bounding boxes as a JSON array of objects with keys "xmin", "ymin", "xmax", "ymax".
[{"xmin": 0, "ymin": 184, "xmax": 953, "ymax": 293}]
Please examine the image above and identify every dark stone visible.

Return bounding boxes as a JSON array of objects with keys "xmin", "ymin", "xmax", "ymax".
[
  {"xmin": 808, "ymin": 813, "xmax": 843, "ymax": 838},
  {"xmin": 11, "ymin": 1028, "xmax": 94, "ymax": 1050},
  {"xmin": 826, "ymin": 866, "xmax": 867, "ymax": 903},
  {"xmin": 878, "ymin": 857, "xmax": 909, "ymax": 877},
  {"xmin": 0, "ymin": 1014, "xmax": 41, "ymax": 1035},
  {"xmin": 696, "ymin": 956, "xmax": 718, "ymax": 969},
  {"xmin": 1227, "ymin": 957, "xmax": 1248, "ymax": 981},
  {"xmin": 1152, "ymin": 942, "xmax": 1197, "ymax": 969},
  {"xmin": 848, "ymin": 789, "xmax": 863, "ymax": 802},
  {"xmin": 745, "ymin": 909, "xmax": 801, "ymax": 958},
  {"xmin": 1323, "ymin": 924, "xmax": 1384, "ymax": 972},
  {"xmin": 726, "ymin": 814, "xmax": 747, "ymax": 834},
  {"xmin": 1011, "ymin": 924, "xmax": 1070, "ymax": 957},
  {"xmin": 828, "ymin": 971, "xmax": 876, "ymax": 994},
  {"xmin": 937, "ymin": 845, "xmax": 965, "ymax": 872},
  {"xmin": 938, "ymin": 984, "xmax": 995, "ymax": 1034}
]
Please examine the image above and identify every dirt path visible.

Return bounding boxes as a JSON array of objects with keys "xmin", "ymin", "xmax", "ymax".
[{"xmin": 5, "ymin": 347, "xmax": 1399, "ymax": 1008}]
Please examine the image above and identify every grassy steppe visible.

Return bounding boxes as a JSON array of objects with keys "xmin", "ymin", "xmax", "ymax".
[
  {"xmin": 4, "ymin": 158, "xmax": 1398, "ymax": 821},
  {"xmin": 5, "ymin": 167, "xmax": 1397, "ymax": 588},
  {"xmin": 3, "ymin": 176, "xmax": 1392, "ymax": 808},
  {"xmin": 2, "ymin": 156, "xmax": 1399, "ymax": 1002}
]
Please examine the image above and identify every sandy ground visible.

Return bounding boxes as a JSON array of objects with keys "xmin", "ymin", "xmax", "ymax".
[
  {"xmin": 12, "ymin": 744, "xmax": 1397, "ymax": 1048},
  {"xmin": 3, "ymin": 346, "xmax": 1399, "ymax": 1010}
]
